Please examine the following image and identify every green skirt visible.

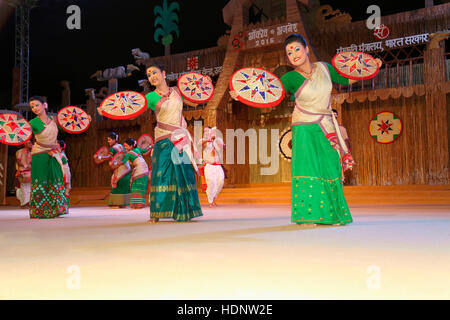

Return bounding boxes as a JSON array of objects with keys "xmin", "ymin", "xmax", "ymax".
[
  {"xmin": 108, "ymin": 171, "xmax": 131, "ymax": 207},
  {"xmin": 130, "ymin": 175, "xmax": 148, "ymax": 208},
  {"xmin": 150, "ymin": 139, "xmax": 202, "ymax": 221},
  {"xmin": 291, "ymin": 124, "xmax": 352, "ymax": 225},
  {"xmin": 29, "ymin": 153, "xmax": 68, "ymax": 219}
]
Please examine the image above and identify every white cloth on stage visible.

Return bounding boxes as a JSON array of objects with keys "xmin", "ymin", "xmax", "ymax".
[
  {"xmin": 200, "ymin": 127, "xmax": 225, "ymax": 204},
  {"xmin": 204, "ymin": 163, "xmax": 224, "ymax": 204},
  {"xmin": 16, "ymin": 183, "xmax": 31, "ymax": 206}
]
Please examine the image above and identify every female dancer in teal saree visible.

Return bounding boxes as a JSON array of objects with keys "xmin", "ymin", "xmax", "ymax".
[{"xmin": 145, "ymin": 61, "xmax": 202, "ymax": 222}]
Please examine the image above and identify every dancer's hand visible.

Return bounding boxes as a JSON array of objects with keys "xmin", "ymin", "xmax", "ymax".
[{"xmin": 97, "ymin": 106, "xmax": 104, "ymax": 116}]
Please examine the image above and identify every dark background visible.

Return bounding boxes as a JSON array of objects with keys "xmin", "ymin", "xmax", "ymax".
[{"xmin": 0, "ymin": 0, "xmax": 433, "ymax": 110}]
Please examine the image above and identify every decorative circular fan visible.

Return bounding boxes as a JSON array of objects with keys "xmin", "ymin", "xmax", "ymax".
[
  {"xmin": 0, "ymin": 112, "xmax": 32, "ymax": 146},
  {"xmin": 177, "ymin": 72, "xmax": 214, "ymax": 104},
  {"xmin": 57, "ymin": 106, "xmax": 91, "ymax": 134},
  {"xmin": 279, "ymin": 128, "xmax": 292, "ymax": 161},
  {"xmin": 137, "ymin": 134, "xmax": 153, "ymax": 156},
  {"xmin": 229, "ymin": 67, "xmax": 285, "ymax": 108},
  {"xmin": 369, "ymin": 111, "xmax": 402, "ymax": 144},
  {"xmin": 332, "ymin": 51, "xmax": 379, "ymax": 80},
  {"xmin": 109, "ymin": 152, "xmax": 125, "ymax": 170},
  {"xmin": 100, "ymin": 91, "xmax": 147, "ymax": 120},
  {"xmin": 94, "ymin": 146, "xmax": 109, "ymax": 164}
]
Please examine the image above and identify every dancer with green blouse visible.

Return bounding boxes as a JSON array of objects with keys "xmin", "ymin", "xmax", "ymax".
[{"xmin": 122, "ymin": 138, "xmax": 151, "ymax": 209}]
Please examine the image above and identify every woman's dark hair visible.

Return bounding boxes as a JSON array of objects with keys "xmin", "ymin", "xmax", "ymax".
[
  {"xmin": 58, "ymin": 140, "xmax": 66, "ymax": 150},
  {"xmin": 108, "ymin": 132, "xmax": 118, "ymax": 141},
  {"xmin": 332, "ymin": 109, "xmax": 338, "ymax": 115},
  {"xmin": 146, "ymin": 60, "xmax": 165, "ymax": 73},
  {"xmin": 28, "ymin": 96, "xmax": 47, "ymax": 104},
  {"xmin": 283, "ymin": 33, "xmax": 307, "ymax": 49},
  {"xmin": 124, "ymin": 138, "xmax": 137, "ymax": 148}
]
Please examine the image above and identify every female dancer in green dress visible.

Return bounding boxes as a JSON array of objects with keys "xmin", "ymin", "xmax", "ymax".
[
  {"xmin": 145, "ymin": 60, "xmax": 202, "ymax": 223},
  {"xmin": 281, "ymin": 34, "xmax": 381, "ymax": 226},
  {"xmin": 231, "ymin": 34, "xmax": 381, "ymax": 226},
  {"xmin": 105, "ymin": 132, "xmax": 131, "ymax": 208},
  {"xmin": 28, "ymin": 96, "xmax": 70, "ymax": 218},
  {"xmin": 122, "ymin": 138, "xmax": 151, "ymax": 209}
]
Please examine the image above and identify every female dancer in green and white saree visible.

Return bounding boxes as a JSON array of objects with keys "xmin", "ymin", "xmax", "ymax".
[
  {"xmin": 230, "ymin": 34, "xmax": 381, "ymax": 226},
  {"xmin": 105, "ymin": 132, "xmax": 131, "ymax": 208},
  {"xmin": 28, "ymin": 96, "xmax": 71, "ymax": 219},
  {"xmin": 279, "ymin": 34, "xmax": 381, "ymax": 226},
  {"xmin": 145, "ymin": 60, "xmax": 202, "ymax": 223},
  {"xmin": 123, "ymin": 138, "xmax": 151, "ymax": 209}
]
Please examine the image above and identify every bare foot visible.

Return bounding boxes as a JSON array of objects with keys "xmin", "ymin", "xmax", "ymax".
[
  {"xmin": 149, "ymin": 218, "xmax": 159, "ymax": 223},
  {"xmin": 209, "ymin": 204, "xmax": 214, "ymax": 208}
]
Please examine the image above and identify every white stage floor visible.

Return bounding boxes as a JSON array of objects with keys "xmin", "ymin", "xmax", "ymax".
[{"xmin": 0, "ymin": 204, "xmax": 449, "ymax": 300}]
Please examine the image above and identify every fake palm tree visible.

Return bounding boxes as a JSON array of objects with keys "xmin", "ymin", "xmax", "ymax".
[{"xmin": 154, "ymin": 0, "xmax": 180, "ymax": 56}]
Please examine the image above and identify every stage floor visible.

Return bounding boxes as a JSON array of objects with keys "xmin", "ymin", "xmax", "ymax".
[{"xmin": 0, "ymin": 203, "xmax": 449, "ymax": 300}]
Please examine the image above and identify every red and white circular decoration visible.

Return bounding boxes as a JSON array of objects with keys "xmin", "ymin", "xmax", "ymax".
[
  {"xmin": 374, "ymin": 24, "xmax": 390, "ymax": 40},
  {"xmin": 369, "ymin": 111, "xmax": 402, "ymax": 144},
  {"xmin": 0, "ymin": 112, "xmax": 32, "ymax": 146},
  {"xmin": 94, "ymin": 146, "xmax": 109, "ymax": 164},
  {"xmin": 110, "ymin": 152, "xmax": 125, "ymax": 170},
  {"xmin": 100, "ymin": 91, "xmax": 147, "ymax": 120},
  {"xmin": 137, "ymin": 134, "xmax": 153, "ymax": 156},
  {"xmin": 57, "ymin": 106, "xmax": 91, "ymax": 134},
  {"xmin": 229, "ymin": 67, "xmax": 285, "ymax": 108},
  {"xmin": 332, "ymin": 51, "xmax": 379, "ymax": 81},
  {"xmin": 177, "ymin": 72, "xmax": 214, "ymax": 104}
]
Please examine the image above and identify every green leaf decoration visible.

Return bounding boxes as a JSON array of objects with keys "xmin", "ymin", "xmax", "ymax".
[{"xmin": 153, "ymin": 0, "xmax": 180, "ymax": 49}]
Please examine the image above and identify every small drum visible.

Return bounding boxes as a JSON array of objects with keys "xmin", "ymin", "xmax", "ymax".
[
  {"xmin": 94, "ymin": 146, "xmax": 109, "ymax": 164},
  {"xmin": 57, "ymin": 106, "xmax": 91, "ymax": 134},
  {"xmin": 177, "ymin": 72, "xmax": 214, "ymax": 104},
  {"xmin": 137, "ymin": 134, "xmax": 153, "ymax": 156},
  {"xmin": 279, "ymin": 128, "xmax": 292, "ymax": 161},
  {"xmin": 109, "ymin": 152, "xmax": 125, "ymax": 170},
  {"xmin": 229, "ymin": 67, "xmax": 285, "ymax": 108},
  {"xmin": 332, "ymin": 51, "xmax": 379, "ymax": 81},
  {"xmin": 0, "ymin": 112, "xmax": 32, "ymax": 146},
  {"xmin": 100, "ymin": 91, "xmax": 147, "ymax": 120}
]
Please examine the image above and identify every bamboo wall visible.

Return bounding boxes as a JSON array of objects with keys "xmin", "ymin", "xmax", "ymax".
[{"xmin": 341, "ymin": 94, "xmax": 447, "ymax": 185}]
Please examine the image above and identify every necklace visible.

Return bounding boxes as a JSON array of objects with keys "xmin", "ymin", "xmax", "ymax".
[
  {"xmin": 155, "ymin": 87, "xmax": 170, "ymax": 97},
  {"xmin": 297, "ymin": 64, "xmax": 316, "ymax": 80}
]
